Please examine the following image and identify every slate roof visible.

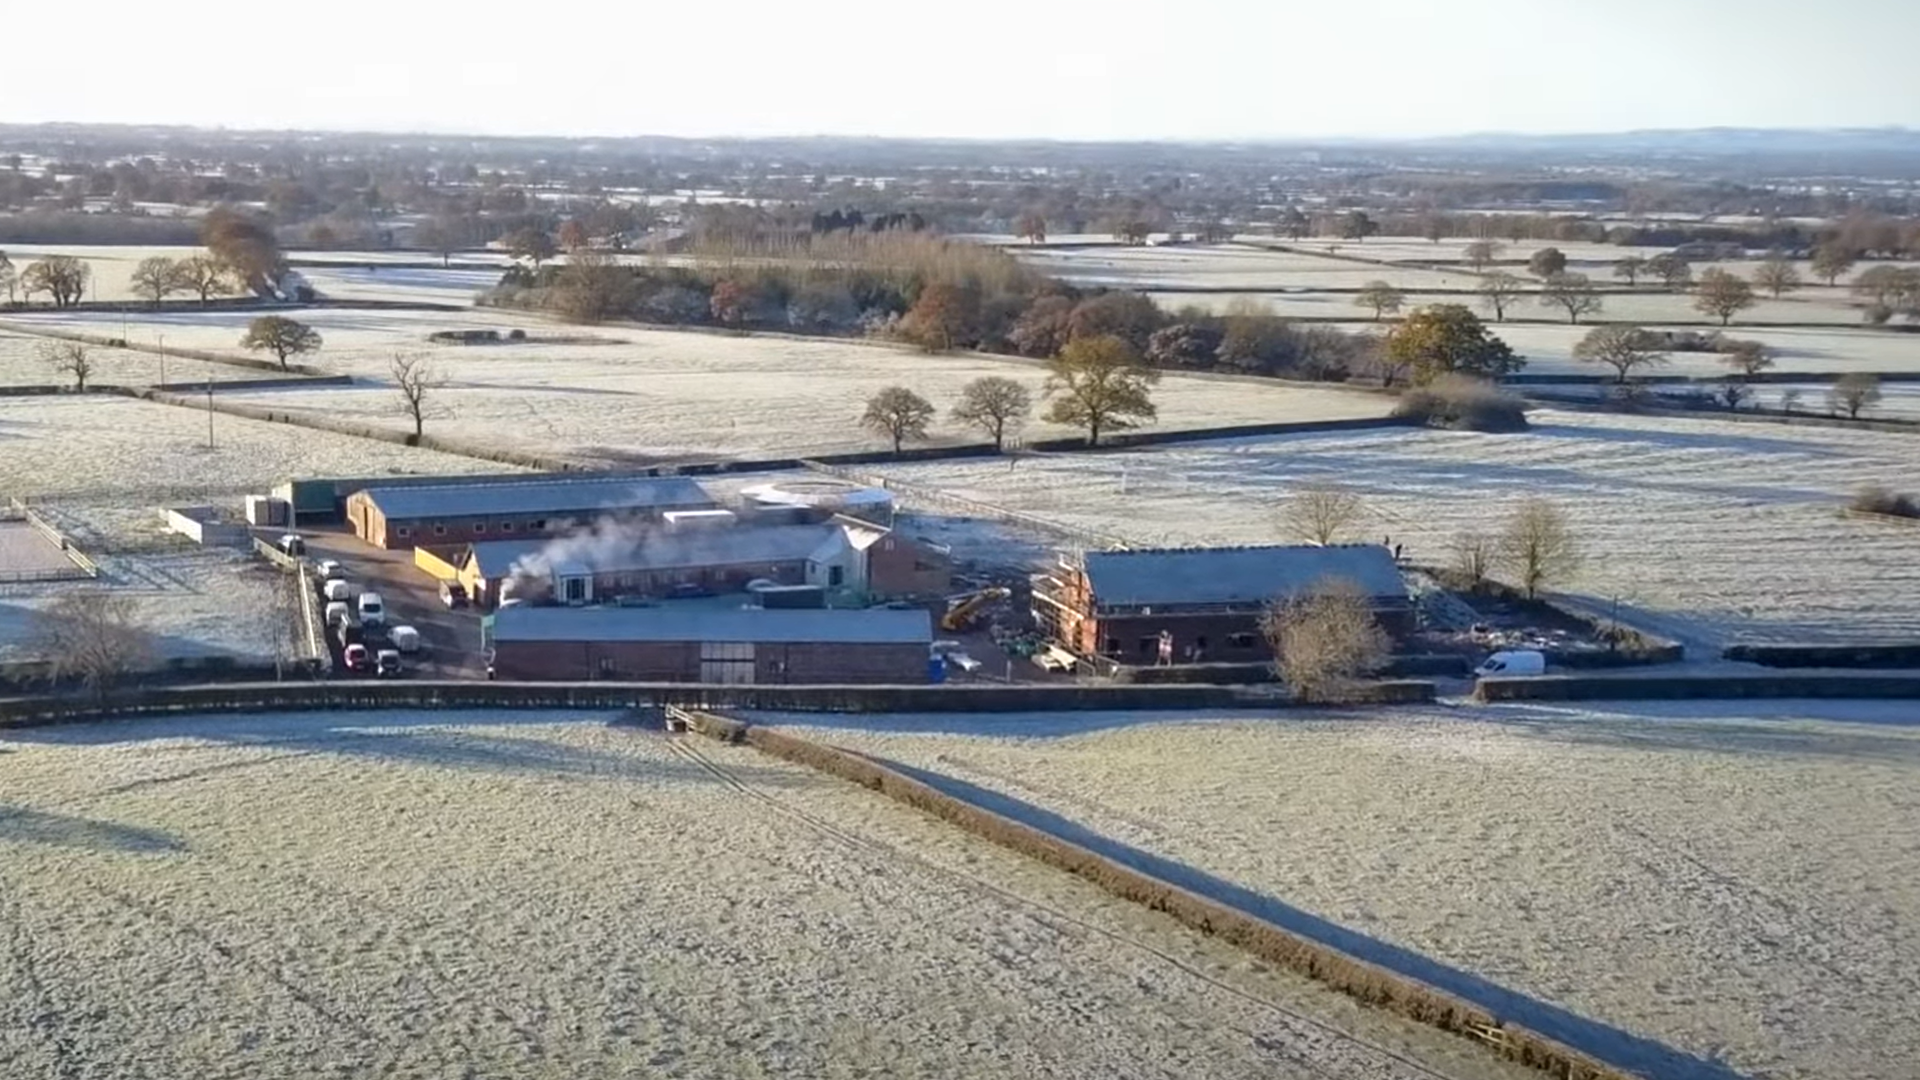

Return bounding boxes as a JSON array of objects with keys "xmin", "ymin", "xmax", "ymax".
[
  {"xmin": 363, "ymin": 476, "xmax": 714, "ymax": 521},
  {"xmin": 1080, "ymin": 544, "xmax": 1405, "ymax": 610},
  {"xmin": 489, "ymin": 605, "xmax": 932, "ymax": 644}
]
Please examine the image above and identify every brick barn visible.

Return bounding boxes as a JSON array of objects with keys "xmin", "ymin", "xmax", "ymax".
[
  {"xmin": 1030, "ymin": 544, "xmax": 1411, "ymax": 666},
  {"xmin": 346, "ymin": 476, "xmax": 717, "ymax": 550},
  {"xmin": 485, "ymin": 606, "xmax": 933, "ymax": 683}
]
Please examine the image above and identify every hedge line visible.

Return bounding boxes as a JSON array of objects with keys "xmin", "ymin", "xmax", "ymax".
[
  {"xmin": 1721, "ymin": 642, "xmax": 1920, "ymax": 669},
  {"xmin": 1475, "ymin": 673, "xmax": 1920, "ymax": 702},
  {"xmin": 719, "ymin": 719, "xmax": 1634, "ymax": 1080}
]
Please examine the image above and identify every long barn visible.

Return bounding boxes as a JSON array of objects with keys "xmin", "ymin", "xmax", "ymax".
[{"xmin": 345, "ymin": 475, "xmax": 717, "ymax": 550}]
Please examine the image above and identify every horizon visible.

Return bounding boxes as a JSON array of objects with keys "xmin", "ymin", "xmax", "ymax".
[{"xmin": 10, "ymin": 0, "xmax": 1920, "ymax": 142}]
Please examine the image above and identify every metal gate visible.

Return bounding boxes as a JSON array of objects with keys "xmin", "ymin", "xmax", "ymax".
[{"xmin": 699, "ymin": 641, "xmax": 755, "ymax": 684}]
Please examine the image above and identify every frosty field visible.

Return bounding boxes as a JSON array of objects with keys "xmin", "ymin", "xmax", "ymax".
[
  {"xmin": 874, "ymin": 409, "xmax": 1920, "ymax": 649},
  {"xmin": 772, "ymin": 701, "xmax": 1920, "ymax": 1080},
  {"xmin": 0, "ymin": 710, "xmax": 1529, "ymax": 1080}
]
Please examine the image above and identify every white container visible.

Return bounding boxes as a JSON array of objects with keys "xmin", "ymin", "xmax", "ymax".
[{"xmin": 245, "ymin": 495, "xmax": 289, "ymax": 527}]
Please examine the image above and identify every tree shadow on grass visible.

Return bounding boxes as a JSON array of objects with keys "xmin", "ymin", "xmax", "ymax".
[
  {"xmin": 0, "ymin": 805, "xmax": 186, "ymax": 855},
  {"xmin": 874, "ymin": 756, "xmax": 1753, "ymax": 1080}
]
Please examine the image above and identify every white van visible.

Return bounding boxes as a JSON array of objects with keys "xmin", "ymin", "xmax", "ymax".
[
  {"xmin": 357, "ymin": 592, "xmax": 386, "ymax": 626},
  {"xmin": 389, "ymin": 625, "xmax": 421, "ymax": 654},
  {"xmin": 1475, "ymin": 650, "xmax": 1546, "ymax": 677},
  {"xmin": 324, "ymin": 600, "xmax": 351, "ymax": 629},
  {"xmin": 323, "ymin": 579, "xmax": 351, "ymax": 603}
]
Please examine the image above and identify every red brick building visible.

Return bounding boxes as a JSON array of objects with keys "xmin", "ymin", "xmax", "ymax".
[
  {"xmin": 485, "ymin": 605, "xmax": 933, "ymax": 683},
  {"xmin": 1031, "ymin": 544, "xmax": 1411, "ymax": 666}
]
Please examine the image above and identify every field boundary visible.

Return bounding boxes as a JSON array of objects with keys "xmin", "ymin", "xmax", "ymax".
[
  {"xmin": 5, "ymin": 496, "xmax": 98, "ymax": 578},
  {"xmin": 1474, "ymin": 673, "xmax": 1920, "ymax": 701},
  {"xmin": 0, "ymin": 680, "xmax": 1293, "ymax": 728},
  {"xmin": 689, "ymin": 712, "xmax": 1638, "ymax": 1080}
]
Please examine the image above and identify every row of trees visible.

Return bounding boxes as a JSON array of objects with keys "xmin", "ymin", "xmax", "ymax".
[
  {"xmin": 0, "ymin": 251, "xmax": 90, "ymax": 307},
  {"xmin": 860, "ymin": 334, "xmax": 1159, "ymax": 451}
]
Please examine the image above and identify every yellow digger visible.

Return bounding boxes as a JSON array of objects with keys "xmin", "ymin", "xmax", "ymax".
[{"xmin": 940, "ymin": 586, "xmax": 1010, "ymax": 632}]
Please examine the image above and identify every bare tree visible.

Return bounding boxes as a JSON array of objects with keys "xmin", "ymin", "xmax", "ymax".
[
  {"xmin": 390, "ymin": 352, "xmax": 446, "ymax": 442},
  {"xmin": 1572, "ymin": 324, "xmax": 1669, "ymax": 383},
  {"xmin": 39, "ymin": 340, "xmax": 94, "ymax": 391},
  {"xmin": 1612, "ymin": 255, "xmax": 1647, "ymax": 286},
  {"xmin": 1260, "ymin": 577, "xmax": 1391, "ymax": 703},
  {"xmin": 1779, "ymin": 387, "xmax": 1805, "ymax": 415},
  {"xmin": 1752, "ymin": 257, "xmax": 1802, "ymax": 298},
  {"xmin": 20, "ymin": 256, "xmax": 90, "ymax": 307},
  {"xmin": 1013, "ymin": 211, "xmax": 1047, "ymax": 244},
  {"xmin": 1693, "ymin": 268, "xmax": 1757, "ymax": 326},
  {"xmin": 861, "ymin": 385, "xmax": 937, "ymax": 453},
  {"xmin": 129, "ymin": 256, "xmax": 183, "ymax": 306},
  {"xmin": 1539, "ymin": 272, "xmax": 1603, "ymax": 324},
  {"xmin": 414, "ymin": 214, "xmax": 469, "ymax": 267},
  {"xmin": 31, "ymin": 590, "xmax": 155, "ymax": 695},
  {"xmin": 240, "ymin": 316, "xmax": 323, "ymax": 369},
  {"xmin": 1284, "ymin": 483, "xmax": 1366, "ymax": 545},
  {"xmin": 1645, "ymin": 253, "xmax": 1693, "ymax": 291},
  {"xmin": 1449, "ymin": 531, "xmax": 1497, "ymax": 589},
  {"xmin": 1355, "ymin": 280, "xmax": 1405, "ymax": 321},
  {"xmin": 0, "ymin": 250, "xmax": 15, "ymax": 304},
  {"xmin": 1829, "ymin": 372, "xmax": 1883, "ymax": 419},
  {"xmin": 1463, "ymin": 239, "xmax": 1504, "ymax": 272},
  {"xmin": 1476, "ymin": 271, "xmax": 1525, "ymax": 322},
  {"xmin": 1527, "ymin": 247, "xmax": 1567, "ymax": 279},
  {"xmin": 1499, "ymin": 499, "xmax": 1580, "ymax": 599},
  {"xmin": 950, "ymin": 376, "xmax": 1032, "ymax": 451},
  {"xmin": 1809, "ymin": 245, "xmax": 1857, "ymax": 286},
  {"xmin": 171, "ymin": 254, "xmax": 235, "ymax": 304}
]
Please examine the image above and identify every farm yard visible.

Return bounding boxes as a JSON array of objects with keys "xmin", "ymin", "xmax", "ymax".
[
  {"xmin": 0, "ymin": 710, "xmax": 1532, "ymax": 1080},
  {"xmin": 768, "ymin": 701, "xmax": 1920, "ymax": 1080},
  {"xmin": 872, "ymin": 410, "xmax": 1920, "ymax": 650}
]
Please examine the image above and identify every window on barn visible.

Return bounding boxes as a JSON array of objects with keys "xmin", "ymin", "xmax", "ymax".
[
  {"xmin": 531, "ymin": 519, "xmax": 547, "ymax": 531},
  {"xmin": 1227, "ymin": 632, "xmax": 1258, "ymax": 650},
  {"xmin": 597, "ymin": 657, "xmax": 615, "ymax": 677},
  {"xmin": 828, "ymin": 566, "xmax": 844, "ymax": 586},
  {"xmin": 501, "ymin": 522, "xmax": 514, "ymax": 533},
  {"xmin": 473, "ymin": 523, "xmax": 485, "ymax": 534},
  {"xmin": 1195, "ymin": 636, "xmax": 1208, "ymax": 651},
  {"xmin": 395, "ymin": 527, "xmax": 411, "ymax": 539},
  {"xmin": 433, "ymin": 525, "xmax": 447, "ymax": 536}
]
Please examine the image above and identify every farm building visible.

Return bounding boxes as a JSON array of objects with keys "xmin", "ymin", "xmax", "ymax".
[
  {"xmin": 345, "ymin": 475, "xmax": 718, "ymax": 549},
  {"xmin": 485, "ymin": 605, "xmax": 934, "ymax": 683},
  {"xmin": 451, "ymin": 514, "xmax": 949, "ymax": 608},
  {"xmin": 1030, "ymin": 544, "xmax": 1410, "ymax": 666}
]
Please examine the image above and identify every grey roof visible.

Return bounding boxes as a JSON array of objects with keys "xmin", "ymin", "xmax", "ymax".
[
  {"xmin": 363, "ymin": 476, "xmax": 714, "ymax": 521},
  {"xmin": 1081, "ymin": 544, "xmax": 1405, "ymax": 610},
  {"xmin": 466, "ymin": 524, "xmax": 838, "ymax": 580},
  {"xmin": 490, "ymin": 605, "xmax": 932, "ymax": 644}
]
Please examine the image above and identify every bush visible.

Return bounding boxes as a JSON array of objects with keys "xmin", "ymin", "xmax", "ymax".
[
  {"xmin": 1392, "ymin": 375, "xmax": 1529, "ymax": 432},
  {"xmin": 1851, "ymin": 486, "xmax": 1920, "ymax": 518}
]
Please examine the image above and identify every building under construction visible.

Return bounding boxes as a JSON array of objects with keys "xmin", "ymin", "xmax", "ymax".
[{"xmin": 1030, "ymin": 544, "xmax": 1411, "ymax": 666}]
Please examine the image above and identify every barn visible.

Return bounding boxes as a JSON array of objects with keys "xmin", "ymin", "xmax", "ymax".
[
  {"xmin": 1030, "ymin": 544, "xmax": 1411, "ymax": 666},
  {"xmin": 345, "ymin": 475, "xmax": 717, "ymax": 550},
  {"xmin": 485, "ymin": 605, "xmax": 934, "ymax": 683}
]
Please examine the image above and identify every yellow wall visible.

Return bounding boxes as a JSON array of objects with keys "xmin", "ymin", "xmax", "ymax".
[{"xmin": 413, "ymin": 545, "xmax": 462, "ymax": 581}]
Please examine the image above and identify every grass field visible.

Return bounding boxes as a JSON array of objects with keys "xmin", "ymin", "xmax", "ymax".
[
  {"xmin": 770, "ymin": 701, "xmax": 1920, "ymax": 1080},
  {"xmin": 873, "ymin": 409, "xmax": 1920, "ymax": 650},
  {"xmin": 0, "ymin": 710, "xmax": 1531, "ymax": 1080}
]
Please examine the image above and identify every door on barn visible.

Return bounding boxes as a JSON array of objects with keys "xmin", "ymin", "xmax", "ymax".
[{"xmin": 699, "ymin": 641, "xmax": 756, "ymax": 684}]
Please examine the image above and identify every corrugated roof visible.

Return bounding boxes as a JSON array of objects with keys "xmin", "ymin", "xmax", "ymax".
[
  {"xmin": 1081, "ymin": 545, "xmax": 1405, "ymax": 609},
  {"xmin": 467, "ymin": 524, "xmax": 839, "ymax": 580},
  {"xmin": 364, "ymin": 476, "xmax": 715, "ymax": 521},
  {"xmin": 490, "ymin": 605, "xmax": 932, "ymax": 644}
]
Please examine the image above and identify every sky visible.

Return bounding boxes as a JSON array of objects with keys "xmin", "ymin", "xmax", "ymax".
[{"xmin": 8, "ymin": 0, "xmax": 1920, "ymax": 141}]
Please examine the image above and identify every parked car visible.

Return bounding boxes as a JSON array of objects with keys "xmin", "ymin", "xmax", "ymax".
[
  {"xmin": 315, "ymin": 559, "xmax": 343, "ymax": 580},
  {"xmin": 343, "ymin": 643, "xmax": 370, "ymax": 672},
  {"xmin": 324, "ymin": 600, "xmax": 351, "ymax": 629},
  {"xmin": 357, "ymin": 592, "xmax": 386, "ymax": 625},
  {"xmin": 322, "ymin": 579, "xmax": 351, "ymax": 603},
  {"xmin": 277, "ymin": 533, "xmax": 306, "ymax": 556},
  {"xmin": 440, "ymin": 581, "xmax": 469, "ymax": 609},
  {"xmin": 375, "ymin": 649, "xmax": 402, "ymax": 678},
  {"xmin": 389, "ymin": 625, "xmax": 421, "ymax": 654},
  {"xmin": 1475, "ymin": 649, "xmax": 1546, "ymax": 677}
]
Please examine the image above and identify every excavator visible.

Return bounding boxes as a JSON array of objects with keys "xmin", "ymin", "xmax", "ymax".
[{"xmin": 940, "ymin": 586, "xmax": 1010, "ymax": 632}]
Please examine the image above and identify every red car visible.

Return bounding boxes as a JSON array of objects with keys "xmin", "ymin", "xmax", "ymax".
[{"xmin": 343, "ymin": 643, "xmax": 371, "ymax": 672}]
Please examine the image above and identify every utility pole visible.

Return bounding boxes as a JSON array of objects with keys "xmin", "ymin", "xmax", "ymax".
[
  {"xmin": 206, "ymin": 369, "xmax": 215, "ymax": 449},
  {"xmin": 157, "ymin": 333, "xmax": 165, "ymax": 387}
]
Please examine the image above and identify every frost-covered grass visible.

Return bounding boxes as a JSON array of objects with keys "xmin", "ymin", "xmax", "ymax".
[
  {"xmin": 877, "ymin": 410, "xmax": 1920, "ymax": 648},
  {"xmin": 0, "ymin": 396, "xmax": 518, "ymax": 505},
  {"xmin": 9, "ymin": 311, "xmax": 1389, "ymax": 465},
  {"xmin": 0, "ymin": 711, "xmax": 1525, "ymax": 1080},
  {"xmin": 769, "ymin": 701, "xmax": 1920, "ymax": 1080}
]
